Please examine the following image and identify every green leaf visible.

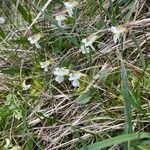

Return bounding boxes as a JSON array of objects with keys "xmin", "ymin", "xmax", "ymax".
[
  {"xmin": 124, "ymin": 1, "xmax": 137, "ymax": 22},
  {"xmin": 80, "ymin": 132, "xmax": 150, "ymax": 150},
  {"xmin": 25, "ymin": 138, "xmax": 34, "ymax": 150},
  {"xmin": 0, "ymin": 27, "xmax": 5, "ymax": 39},
  {"xmin": 121, "ymin": 62, "xmax": 132, "ymax": 134},
  {"xmin": 52, "ymin": 19, "xmax": 79, "ymax": 47},
  {"xmin": 137, "ymin": 145, "xmax": 150, "ymax": 150},
  {"xmin": 76, "ymin": 92, "xmax": 92, "ymax": 104},
  {"xmin": 1, "ymin": 66, "xmax": 20, "ymax": 75},
  {"xmin": 11, "ymin": 37, "xmax": 29, "ymax": 45},
  {"xmin": 99, "ymin": 66, "xmax": 109, "ymax": 82}
]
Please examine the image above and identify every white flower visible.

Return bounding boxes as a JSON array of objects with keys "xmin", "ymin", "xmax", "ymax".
[
  {"xmin": 69, "ymin": 72, "xmax": 81, "ymax": 87},
  {"xmin": 79, "ymin": 45, "xmax": 90, "ymax": 54},
  {"xmin": 11, "ymin": 146, "xmax": 21, "ymax": 150},
  {"xmin": 14, "ymin": 110, "xmax": 22, "ymax": 120},
  {"xmin": 53, "ymin": 67, "xmax": 69, "ymax": 83},
  {"xmin": 22, "ymin": 80, "xmax": 31, "ymax": 91},
  {"xmin": 64, "ymin": 1, "xmax": 78, "ymax": 17},
  {"xmin": 79, "ymin": 35, "xmax": 98, "ymax": 54},
  {"xmin": 110, "ymin": 26, "xmax": 127, "ymax": 44},
  {"xmin": 55, "ymin": 14, "xmax": 67, "ymax": 28},
  {"xmin": 28, "ymin": 34, "xmax": 43, "ymax": 49},
  {"xmin": 0, "ymin": 16, "xmax": 5, "ymax": 24},
  {"xmin": 4, "ymin": 138, "xmax": 13, "ymax": 149},
  {"xmin": 40, "ymin": 61, "xmax": 51, "ymax": 72}
]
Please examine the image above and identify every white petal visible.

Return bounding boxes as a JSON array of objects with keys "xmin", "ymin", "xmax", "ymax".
[
  {"xmin": 44, "ymin": 66, "xmax": 48, "ymax": 72},
  {"xmin": 69, "ymin": 72, "xmax": 81, "ymax": 81},
  {"xmin": 72, "ymin": 79, "xmax": 80, "ymax": 87},
  {"xmin": 81, "ymin": 35, "xmax": 98, "ymax": 48},
  {"xmin": 28, "ymin": 34, "xmax": 42, "ymax": 45},
  {"xmin": 55, "ymin": 76, "xmax": 64, "ymax": 83},
  {"xmin": 53, "ymin": 67, "xmax": 60, "ymax": 75},
  {"xmin": 40, "ymin": 61, "xmax": 49, "ymax": 71},
  {"xmin": 79, "ymin": 45, "xmax": 90, "ymax": 54},
  {"xmin": 22, "ymin": 80, "xmax": 31, "ymax": 91},
  {"xmin": 0, "ymin": 17, "xmax": 5, "ymax": 24},
  {"xmin": 27, "ymin": 37, "xmax": 33, "ymax": 44},
  {"xmin": 28, "ymin": 37, "xmax": 36, "ymax": 44},
  {"xmin": 55, "ymin": 15, "xmax": 67, "ymax": 27},
  {"xmin": 110, "ymin": 26, "xmax": 119, "ymax": 34},
  {"xmin": 4, "ymin": 139, "xmax": 12, "ymax": 149},
  {"xmin": 11, "ymin": 146, "xmax": 21, "ymax": 150},
  {"xmin": 61, "ymin": 68, "xmax": 69, "ymax": 75},
  {"xmin": 35, "ymin": 42, "xmax": 41, "ymax": 49},
  {"xmin": 113, "ymin": 34, "xmax": 119, "ymax": 44},
  {"xmin": 68, "ymin": 9, "xmax": 73, "ymax": 17},
  {"xmin": 40, "ymin": 62, "xmax": 44, "ymax": 68},
  {"xmin": 82, "ymin": 38, "xmax": 88, "ymax": 45},
  {"xmin": 22, "ymin": 84, "xmax": 31, "ymax": 91},
  {"xmin": 64, "ymin": 1, "xmax": 78, "ymax": 17}
]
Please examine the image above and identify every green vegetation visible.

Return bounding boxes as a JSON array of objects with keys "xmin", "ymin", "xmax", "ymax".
[{"xmin": 0, "ymin": 0, "xmax": 150, "ymax": 149}]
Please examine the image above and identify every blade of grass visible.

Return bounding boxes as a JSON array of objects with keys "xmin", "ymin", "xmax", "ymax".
[
  {"xmin": 98, "ymin": 1, "xmax": 117, "ymax": 26},
  {"xmin": 130, "ymin": 32, "xmax": 146, "ymax": 69},
  {"xmin": 80, "ymin": 132, "xmax": 150, "ymax": 150},
  {"xmin": 108, "ymin": 0, "xmax": 117, "ymax": 25},
  {"xmin": 121, "ymin": 62, "xmax": 132, "ymax": 149},
  {"xmin": 124, "ymin": 1, "xmax": 137, "ymax": 22}
]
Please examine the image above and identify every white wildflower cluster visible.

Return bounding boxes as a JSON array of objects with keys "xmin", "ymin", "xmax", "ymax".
[
  {"xmin": 53, "ymin": 67, "xmax": 83, "ymax": 88},
  {"xmin": 53, "ymin": 0, "xmax": 78, "ymax": 28}
]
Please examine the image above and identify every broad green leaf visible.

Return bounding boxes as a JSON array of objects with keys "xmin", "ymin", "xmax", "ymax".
[
  {"xmin": 80, "ymin": 132, "xmax": 150, "ymax": 150},
  {"xmin": 76, "ymin": 92, "xmax": 92, "ymax": 104}
]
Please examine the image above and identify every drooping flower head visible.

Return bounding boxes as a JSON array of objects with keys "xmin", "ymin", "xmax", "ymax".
[
  {"xmin": 53, "ymin": 67, "xmax": 69, "ymax": 83},
  {"xmin": 79, "ymin": 35, "xmax": 99, "ymax": 54},
  {"xmin": 28, "ymin": 33, "xmax": 44, "ymax": 49},
  {"xmin": 40, "ymin": 59, "xmax": 55, "ymax": 72},
  {"xmin": 64, "ymin": 0, "xmax": 78, "ymax": 17},
  {"xmin": 55, "ymin": 14, "xmax": 68, "ymax": 28},
  {"xmin": 110, "ymin": 26, "xmax": 127, "ymax": 44}
]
